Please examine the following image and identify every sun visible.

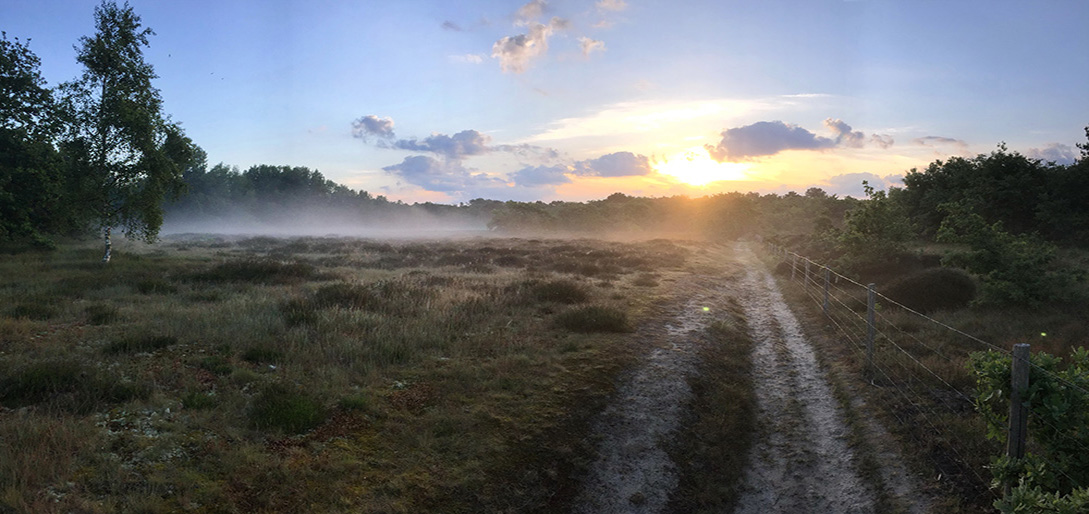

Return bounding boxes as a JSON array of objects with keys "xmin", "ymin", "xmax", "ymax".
[{"xmin": 654, "ymin": 147, "xmax": 750, "ymax": 186}]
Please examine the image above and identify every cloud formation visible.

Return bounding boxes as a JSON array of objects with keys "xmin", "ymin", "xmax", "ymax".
[
  {"xmin": 492, "ymin": 17, "xmax": 567, "ymax": 73},
  {"xmin": 389, "ymin": 130, "xmax": 492, "ymax": 159},
  {"xmin": 824, "ymin": 172, "xmax": 903, "ymax": 198},
  {"xmin": 511, "ymin": 164, "xmax": 571, "ymax": 187},
  {"xmin": 441, "ymin": 21, "xmax": 462, "ymax": 31},
  {"xmin": 574, "ymin": 151, "xmax": 653, "ymax": 177},
  {"xmin": 1025, "ymin": 143, "xmax": 1077, "ymax": 164},
  {"xmin": 823, "ymin": 118, "xmax": 865, "ymax": 148},
  {"xmin": 578, "ymin": 37, "xmax": 606, "ymax": 56},
  {"xmin": 382, "ymin": 155, "xmax": 505, "ymax": 193},
  {"xmin": 870, "ymin": 133, "xmax": 895, "ymax": 149},
  {"xmin": 706, "ymin": 121, "xmax": 836, "ymax": 162},
  {"xmin": 596, "ymin": 0, "xmax": 628, "ymax": 11},
  {"xmin": 516, "ymin": 0, "xmax": 547, "ymax": 23},
  {"xmin": 351, "ymin": 115, "xmax": 395, "ymax": 140},
  {"xmin": 913, "ymin": 136, "xmax": 968, "ymax": 149}
]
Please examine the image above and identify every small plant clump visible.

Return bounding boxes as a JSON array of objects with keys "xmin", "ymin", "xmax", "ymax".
[
  {"xmin": 555, "ymin": 305, "xmax": 631, "ymax": 333},
  {"xmin": 532, "ymin": 279, "xmax": 589, "ymax": 304},
  {"xmin": 6, "ymin": 302, "xmax": 57, "ymax": 320},
  {"xmin": 84, "ymin": 304, "xmax": 120, "ymax": 325},
  {"xmin": 250, "ymin": 383, "xmax": 327, "ymax": 434},
  {"xmin": 0, "ymin": 360, "xmax": 147, "ymax": 413}
]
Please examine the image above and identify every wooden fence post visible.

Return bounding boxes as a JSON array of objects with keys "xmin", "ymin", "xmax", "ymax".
[
  {"xmin": 1005, "ymin": 343, "xmax": 1031, "ymax": 496},
  {"xmin": 823, "ymin": 268, "xmax": 830, "ymax": 315},
  {"xmin": 867, "ymin": 283, "xmax": 876, "ymax": 377}
]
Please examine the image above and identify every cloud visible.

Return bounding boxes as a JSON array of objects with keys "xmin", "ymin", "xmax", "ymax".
[
  {"xmin": 516, "ymin": 0, "xmax": 547, "ymax": 23},
  {"xmin": 351, "ymin": 115, "xmax": 395, "ymax": 140},
  {"xmin": 389, "ymin": 130, "xmax": 492, "ymax": 159},
  {"xmin": 824, "ymin": 172, "xmax": 889, "ymax": 198},
  {"xmin": 382, "ymin": 155, "xmax": 505, "ymax": 193},
  {"xmin": 1025, "ymin": 143, "xmax": 1077, "ymax": 164},
  {"xmin": 441, "ymin": 21, "xmax": 463, "ymax": 31},
  {"xmin": 596, "ymin": 0, "xmax": 628, "ymax": 11},
  {"xmin": 450, "ymin": 53, "xmax": 485, "ymax": 64},
  {"xmin": 492, "ymin": 17, "xmax": 567, "ymax": 73},
  {"xmin": 578, "ymin": 37, "xmax": 606, "ymax": 56},
  {"xmin": 574, "ymin": 151, "xmax": 653, "ymax": 177},
  {"xmin": 913, "ymin": 136, "xmax": 968, "ymax": 149},
  {"xmin": 510, "ymin": 164, "xmax": 571, "ymax": 186},
  {"xmin": 870, "ymin": 133, "xmax": 895, "ymax": 149},
  {"xmin": 823, "ymin": 118, "xmax": 866, "ymax": 148},
  {"xmin": 706, "ymin": 121, "xmax": 836, "ymax": 162}
]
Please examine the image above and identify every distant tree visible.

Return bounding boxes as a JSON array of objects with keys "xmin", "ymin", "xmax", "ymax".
[
  {"xmin": 0, "ymin": 32, "xmax": 71, "ymax": 246},
  {"xmin": 60, "ymin": 1, "xmax": 193, "ymax": 262}
]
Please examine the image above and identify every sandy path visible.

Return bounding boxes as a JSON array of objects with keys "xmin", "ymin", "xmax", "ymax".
[
  {"xmin": 571, "ymin": 272, "xmax": 734, "ymax": 514},
  {"xmin": 732, "ymin": 244, "xmax": 874, "ymax": 513}
]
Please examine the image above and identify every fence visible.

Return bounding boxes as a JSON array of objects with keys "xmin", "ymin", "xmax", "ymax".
[{"xmin": 764, "ymin": 243, "xmax": 1089, "ymax": 507}]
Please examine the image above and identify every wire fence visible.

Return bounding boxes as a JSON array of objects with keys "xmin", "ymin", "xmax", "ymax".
[{"xmin": 764, "ymin": 243, "xmax": 1089, "ymax": 507}]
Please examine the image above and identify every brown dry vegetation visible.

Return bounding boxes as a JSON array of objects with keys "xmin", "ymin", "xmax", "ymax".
[{"xmin": 0, "ymin": 235, "xmax": 704, "ymax": 513}]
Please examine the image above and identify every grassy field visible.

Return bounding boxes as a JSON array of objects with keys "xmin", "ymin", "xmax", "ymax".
[{"xmin": 0, "ymin": 234, "xmax": 756, "ymax": 513}]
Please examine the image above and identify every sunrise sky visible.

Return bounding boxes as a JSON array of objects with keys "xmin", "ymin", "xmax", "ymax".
[{"xmin": 5, "ymin": 0, "xmax": 1088, "ymax": 202}]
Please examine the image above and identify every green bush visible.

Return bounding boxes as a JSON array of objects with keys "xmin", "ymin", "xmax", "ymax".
[
  {"xmin": 280, "ymin": 297, "xmax": 320, "ymax": 327},
  {"xmin": 181, "ymin": 390, "xmax": 218, "ymax": 410},
  {"xmin": 198, "ymin": 355, "xmax": 233, "ymax": 376},
  {"xmin": 135, "ymin": 278, "xmax": 177, "ymax": 294},
  {"xmin": 0, "ymin": 360, "xmax": 147, "ymax": 413},
  {"xmin": 312, "ymin": 282, "xmax": 373, "ymax": 309},
  {"xmin": 532, "ymin": 280, "xmax": 589, "ymax": 304},
  {"xmin": 555, "ymin": 305, "xmax": 631, "ymax": 333},
  {"xmin": 250, "ymin": 383, "xmax": 326, "ymax": 434},
  {"xmin": 883, "ymin": 267, "xmax": 975, "ymax": 313},
  {"xmin": 102, "ymin": 335, "xmax": 178, "ymax": 354},
  {"xmin": 6, "ymin": 302, "xmax": 57, "ymax": 320}
]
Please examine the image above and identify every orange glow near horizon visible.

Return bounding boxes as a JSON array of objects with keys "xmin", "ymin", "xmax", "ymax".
[{"xmin": 653, "ymin": 146, "xmax": 751, "ymax": 186}]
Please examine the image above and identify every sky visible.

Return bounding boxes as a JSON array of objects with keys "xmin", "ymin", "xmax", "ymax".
[{"xmin": 4, "ymin": 0, "xmax": 1088, "ymax": 203}]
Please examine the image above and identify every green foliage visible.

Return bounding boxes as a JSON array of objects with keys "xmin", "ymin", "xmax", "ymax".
[
  {"xmin": 311, "ymin": 282, "xmax": 373, "ymax": 309},
  {"xmin": 531, "ymin": 280, "xmax": 589, "ymax": 304},
  {"xmin": 883, "ymin": 267, "xmax": 976, "ymax": 313},
  {"xmin": 59, "ymin": 1, "xmax": 195, "ymax": 255},
  {"xmin": 833, "ymin": 181, "xmax": 914, "ymax": 270},
  {"xmin": 969, "ymin": 348, "xmax": 1089, "ymax": 509},
  {"xmin": 84, "ymin": 303, "xmax": 120, "ymax": 325},
  {"xmin": 249, "ymin": 383, "xmax": 326, "ymax": 434},
  {"xmin": 102, "ymin": 334, "xmax": 177, "ymax": 354},
  {"xmin": 555, "ymin": 305, "xmax": 631, "ymax": 333},
  {"xmin": 6, "ymin": 301, "xmax": 57, "ymax": 320},
  {"xmin": 241, "ymin": 346, "xmax": 284, "ymax": 364},
  {"xmin": 937, "ymin": 202, "xmax": 1076, "ymax": 305},
  {"xmin": 181, "ymin": 390, "xmax": 218, "ymax": 410},
  {"xmin": 198, "ymin": 355, "xmax": 232, "ymax": 376},
  {"xmin": 996, "ymin": 482, "xmax": 1089, "ymax": 514}
]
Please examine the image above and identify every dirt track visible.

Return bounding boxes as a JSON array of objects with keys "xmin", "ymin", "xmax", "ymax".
[{"xmin": 572, "ymin": 243, "xmax": 888, "ymax": 513}]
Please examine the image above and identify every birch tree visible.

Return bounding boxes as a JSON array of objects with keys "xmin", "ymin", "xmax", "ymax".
[{"xmin": 61, "ymin": 1, "xmax": 192, "ymax": 262}]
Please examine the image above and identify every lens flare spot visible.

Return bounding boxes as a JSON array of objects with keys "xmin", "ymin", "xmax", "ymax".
[{"xmin": 702, "ymin": 306, "xmax": 710, "ymax": 312}]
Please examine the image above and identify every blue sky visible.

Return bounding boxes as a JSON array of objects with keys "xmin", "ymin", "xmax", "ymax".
[{"xmin": 5, "ymin": 0, "xmax": 1088, "ymax": 202}]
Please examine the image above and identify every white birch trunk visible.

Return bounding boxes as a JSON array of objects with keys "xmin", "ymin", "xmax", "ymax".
[{"xmin": 102, "ymin": 226, "xmax": 112, "ymax": 263}]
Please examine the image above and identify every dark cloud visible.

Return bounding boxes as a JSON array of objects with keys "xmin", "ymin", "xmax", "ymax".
[
  {"xmin": 574, "ymin": 151, "xmax": 653, "ymax": 177},
  {"xmin": 382, "ymin": 155, "xmax": 505, "ymax": 193},
  {"xmin": 389, "ymin": 130, "xmax": 491, "ymax": 159},
  {"xmin": 706, "ymin": 121, "xmax": 836, "ymax": 162},
  {"xmin": 823, "ymin": 118, "xmax": 866, "ymax": 148},
  {"xmin": 1025, "ymin": 143, "xmax": 1077, "ymax": 164},
  {"xmin": 510, "ymin": 164, "xmax": 571, "ymax": 187},
  {"xmin": 351, "ymin": 115, "xmax": 395, "ymax": 140},
  {"xmin": 441, "ymin": 21, "xmax": 463, "ymax": 31},
  {"xmin": 913, "ymin": 136, "xmax": 968, "ymax": 149}
]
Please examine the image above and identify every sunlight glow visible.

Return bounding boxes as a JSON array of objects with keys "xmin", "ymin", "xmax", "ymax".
[{"xmin": 653, "ymin": 147, "xmax": 751, "ymax": 186}]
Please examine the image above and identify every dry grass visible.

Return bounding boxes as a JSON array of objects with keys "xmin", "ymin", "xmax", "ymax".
[{"xmin": 0, "ymin": 235, "xmax": 701, "ymax": 512}]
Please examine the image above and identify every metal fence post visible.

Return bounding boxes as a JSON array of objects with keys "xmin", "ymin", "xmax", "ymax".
[
  {"xmin": 823, "ymin": 268, "xmax": 830, "ymax": 315},
  {"xmin": 867, "ymin": 283, "xmax": 876, "ymax": 377},
  {"xmin": 1005, "ymin": 343, "xmax": 1031, "ymax": 496}
]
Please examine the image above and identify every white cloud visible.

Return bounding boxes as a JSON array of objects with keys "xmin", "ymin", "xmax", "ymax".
[
  {"xmin": 491, "ymin": 17, "xmax": 567, "ymax": 73},
  {"xmin": 1025, "ymin": 143, "xmax": 1077, "ymax": 164},
  {"xmin": 578, "ymin": 37, "xmax": 606, "ymax": 57},
  {"xmin": 450, "ymin": 53, "xmax": 485, "ymax": 64},
  {"xmin": 596, "ymin": 0, "xmax": 628, "ymax": 12}
]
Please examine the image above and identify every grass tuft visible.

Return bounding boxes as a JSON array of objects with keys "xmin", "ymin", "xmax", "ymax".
[
  {"xmin": 85, "ymin": 303, "xmax": 120, "ymax": 325},
  {"xmin": 241, "ymin": 346, "xmax": 285, "ymax": 364},
  {"xmin": 555, "ymin": 305, "xmax": 631, "ymax": 333},
  {"xmin": 192, "ymin": 259, "xmax": 318, "ymax": 285},
  {"xmin": 0, "ymin": 360, "xmax": 147, "ymax": 413},
  {"xmin": 250, "ymin": 383, "xmax": 327, "ymax": 434},
  {"xmin": 532, "ymin": 279, "xmax": 589, "ymax": 304},
  {"xmin": 6, "ymin": 301, "xmax": 57, "ymax": 320}
]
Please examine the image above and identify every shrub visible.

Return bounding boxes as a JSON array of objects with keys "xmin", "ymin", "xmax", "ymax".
[
  {"xmin": 6, "ymin": 302, "xmax": 56, "ymax": 320},
  {"xmin": 198, "ymin": 355, "xmax": 233, "ymax": 376},
  {"xmin": 883, "ymin": 267, "xmax": 976, "ymax": 313},
  {"xmin": 312, "ymin": 283, "xmax": 373, "ymax": 309},
  {"xmin": 135, "ymin": 278, "xmax": 177, "ymax": 294},
  {"xmin": 250, "ymin": 383, "xmax": 326, "ymax": 434},
  {"xmin": 242, "ymin": 346, "xmax": 284, "ymax": 364},
  {"xmin": 102, "ymin": 335, "xmax": 178, "ymax": 354},
  {"xmin": 0, "ymin": 360, "xmax": 147, "ymax": 413},
  {"xmin": 555, "ymin": 305, "xmax": 631, "ymax": 333},
  {"xmin": 532, "ymin": 280, "xmax": 589, "ymax": 304},
  {"xmin": 181, "ymin": 390, "xmax": 218, "ymax": 410},
  {"xmin": 281, "ymin": 297, "xmax": 320, "ymax": 327},
  {"xmin": 85, "ymin": 304, "xmax": 120, "ymax": 325}
]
